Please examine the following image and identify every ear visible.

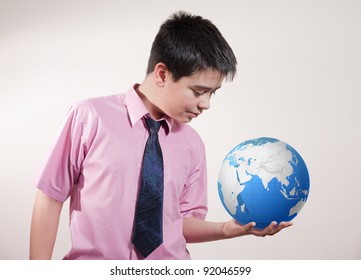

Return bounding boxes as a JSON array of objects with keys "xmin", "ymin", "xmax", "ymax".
[{"xmin": 154, "ymin": 63, "xmax": 170, "ymax": 87}]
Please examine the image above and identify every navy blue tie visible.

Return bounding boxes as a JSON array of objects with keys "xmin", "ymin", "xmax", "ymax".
[{"xmin": 132, "ymin": 117, "xmax": 164, "ymax": 258}]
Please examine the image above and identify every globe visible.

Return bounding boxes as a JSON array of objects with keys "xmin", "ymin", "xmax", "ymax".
[{"xmin": 218, "ymin": 137, "xmax": 310, "ymax": 229}]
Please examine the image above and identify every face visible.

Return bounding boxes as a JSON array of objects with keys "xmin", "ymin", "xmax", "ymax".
[{"xmin": 156, "ymin": 70, "xmax": 225, "ymax": 123}]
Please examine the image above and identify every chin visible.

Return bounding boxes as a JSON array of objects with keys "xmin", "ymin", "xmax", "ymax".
[
  {"xmin": 175, "ymin": 118, "xmax": 191, "ymax": 123},
  {"xmin": 181, "ymin": 115, "xmax": 193, "ymax": 123},
  {"xmin": 170, "ymin": 115, "xmax": 191, "ymax": 123}
]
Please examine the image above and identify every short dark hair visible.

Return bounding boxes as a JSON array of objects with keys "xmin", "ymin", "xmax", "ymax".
[{"xmin": 146, "ymin": 11, "xmax": 237, "ymax": 81}]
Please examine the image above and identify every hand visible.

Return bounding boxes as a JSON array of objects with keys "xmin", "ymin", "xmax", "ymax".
[{"xmin": 222, "ymin": 219, "xmax": 293, "ymax": 239}]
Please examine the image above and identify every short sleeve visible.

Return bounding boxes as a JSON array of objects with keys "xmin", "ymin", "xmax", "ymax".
[
  {"xmin": 179, "ymin": 139, "xmax": 208, "ymax": 220},
  {"xmin": 32, "ymin": 105, "xmax": 87, "ymax": 202}
]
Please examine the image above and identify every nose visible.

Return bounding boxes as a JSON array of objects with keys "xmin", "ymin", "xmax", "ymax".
[{"xmin": 198, "ymin": 94, "xmax": 211, "ymax": 111}]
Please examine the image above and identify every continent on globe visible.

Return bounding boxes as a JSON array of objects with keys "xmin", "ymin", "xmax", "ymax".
[{"xmin": 218, "ymin": 137, "xmax": 310, "ymax": 229}]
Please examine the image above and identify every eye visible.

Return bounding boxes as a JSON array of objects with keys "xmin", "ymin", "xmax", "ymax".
[{"xmin": 192, "ymin": 89, "xmax": 203, "ymax": 97}]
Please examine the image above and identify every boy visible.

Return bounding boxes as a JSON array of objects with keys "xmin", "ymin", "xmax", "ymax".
[{"xmin": 30, "ymin": 11, "xmax": 292, "ymax": 260}]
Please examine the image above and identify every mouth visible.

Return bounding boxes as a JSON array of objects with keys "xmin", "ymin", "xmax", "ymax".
[{"xmin": 188, "ymin": 111, "xmax": 200, "ymax": 118}]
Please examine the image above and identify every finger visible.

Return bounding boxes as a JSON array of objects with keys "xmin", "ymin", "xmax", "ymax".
[
  {"xmin": 282, "ymin": 221, "xmax": 293, "ymax": 228},
  {"xmin": 269, "ymin": 221, "xmax": 293, "ymax": 235},
  {"xmin": 264, "ymin": 221, "xmax": 278, "ymax": 232},
  {"xmin": 244, "ymin": 222, "xmax": 256, "ymax": 232},
  {"xmin": 253, "ymin": 221, "xmax": 278, "ymax": 237}
]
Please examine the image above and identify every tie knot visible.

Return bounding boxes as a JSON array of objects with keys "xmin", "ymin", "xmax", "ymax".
[{"xmin": 144, "ymin": 117, "xmax": 161, "ymax": 135}]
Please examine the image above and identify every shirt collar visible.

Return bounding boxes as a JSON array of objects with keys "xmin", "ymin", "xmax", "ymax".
[{"xmin": 124, "ymin": 84, "xmax": 173, "ymax": 134}]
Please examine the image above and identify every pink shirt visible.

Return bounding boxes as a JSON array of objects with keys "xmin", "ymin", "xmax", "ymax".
[{"xmin": 33, "ymin": 85, "xmax": 208, "ymax": 260}]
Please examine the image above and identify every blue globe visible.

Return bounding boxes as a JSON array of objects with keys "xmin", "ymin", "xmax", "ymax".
[{"xmin": 218, "ymin": 137, "xmax": 310, "ymax": 229}]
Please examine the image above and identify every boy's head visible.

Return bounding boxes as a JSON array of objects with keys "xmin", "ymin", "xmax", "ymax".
[{"xmin": 146, "ymin": 11, "xmax": 237, "ymax": 81}]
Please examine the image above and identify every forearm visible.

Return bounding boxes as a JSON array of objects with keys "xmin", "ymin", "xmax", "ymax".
[
  {"xmin": 183, "ymin": 217, "xmax": 227, "ymax": 243},
  {"xmin": 29, "ymin": 190, "xmax": 63, "ymax": 260}
]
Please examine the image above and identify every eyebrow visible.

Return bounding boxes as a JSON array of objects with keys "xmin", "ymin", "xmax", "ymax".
[{"xmin": 191, "ymin": 85, "xmax": 222, "ymax": 92}]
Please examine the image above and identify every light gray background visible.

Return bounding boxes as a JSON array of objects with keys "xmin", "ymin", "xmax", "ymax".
[{"xmin": 1, "ymin": 0, "xmax": 360, "ymax": 259}]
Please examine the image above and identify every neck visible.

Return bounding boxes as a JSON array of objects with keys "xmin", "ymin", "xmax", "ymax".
[{"xmin": 136, "ymin": 82, "xmax": 165, "ymax": 120}]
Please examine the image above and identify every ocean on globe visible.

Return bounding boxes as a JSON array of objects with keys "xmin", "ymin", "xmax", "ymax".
[{"xmin": 218, "ymin": 137, "xmax": 310, "ymax": 229}]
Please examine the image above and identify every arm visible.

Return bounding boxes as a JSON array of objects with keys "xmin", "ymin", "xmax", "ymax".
[
  {"xmin": 183, "ymin": 217, "xmax": 293, "ymax": 243},
  {"xmin": 29, "ymin": 190, "xmax": 63, "ymax": 259}
]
